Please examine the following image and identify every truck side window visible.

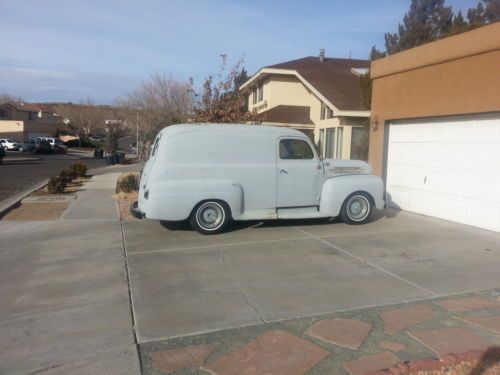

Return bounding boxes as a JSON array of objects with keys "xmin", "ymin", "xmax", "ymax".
[
  {"xmin": 279, "ymin": 139, "xmax": 314, "ymax": 160},
  {"xmin": 151, "ymin": 133, "xmax": 162, "ymax": 156}
]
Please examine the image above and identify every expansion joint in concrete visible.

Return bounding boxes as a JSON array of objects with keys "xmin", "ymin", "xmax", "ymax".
[{"xmin": 217, "ymin": 245, "xmax": 266, "ymax": 324}]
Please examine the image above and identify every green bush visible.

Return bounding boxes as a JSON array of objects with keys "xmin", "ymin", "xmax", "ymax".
[
  {"xmin": 116, "ymin": 172, "xmax": 139, "ymax": 193},
  {"xmin": 47, "ymin": 176, "xmax": 67, "ymax": 194},
  {"xmin": 69, "ymin": 161, "xmax": 87, "ymax": 177}
]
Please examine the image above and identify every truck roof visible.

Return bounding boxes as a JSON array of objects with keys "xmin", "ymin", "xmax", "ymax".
[{"xmin": 160, "ymin": 124, "xmax": 307, "ymax": 138}]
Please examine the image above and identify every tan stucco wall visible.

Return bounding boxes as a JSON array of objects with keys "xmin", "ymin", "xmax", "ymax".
[
  {"xmin": 0, "ymin": 120, "xmax": 25, "ymax": 139},
  {"xmin": 369, "ymin": 22, "xmax": 500, "ymax": 176},
  {"xmin": 0, "ymin": 120, "xmax": 60, "ymax": 140}
]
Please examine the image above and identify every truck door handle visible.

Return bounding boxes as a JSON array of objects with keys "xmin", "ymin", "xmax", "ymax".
[{"xmin": 279, "ymin": 169, "xmax": 288, "ymax": 174}]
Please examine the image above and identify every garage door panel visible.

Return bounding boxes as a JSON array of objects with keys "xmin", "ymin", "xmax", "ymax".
[{"xmin": 387, "ymin": 115, "xmax": 500, "ymax": 232}]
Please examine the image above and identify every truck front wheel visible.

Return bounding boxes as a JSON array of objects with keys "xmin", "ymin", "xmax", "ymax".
[
  {"xmin": 190, "ymin": 200, "xmax": 231, "ymax": 235},
  {"xmin": 340, "ymin": 192, "xmax": 373, "ymax": 225}
]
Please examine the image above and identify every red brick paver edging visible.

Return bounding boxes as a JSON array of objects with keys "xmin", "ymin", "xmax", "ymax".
[{"xmin": 202, "ymin": 330, "xmax": 329, "ymax": 375}]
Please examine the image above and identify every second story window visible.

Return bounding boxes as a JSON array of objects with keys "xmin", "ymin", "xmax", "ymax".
[
  {"xmin": 252, "ymin": 83, "xmax": 264, "ymax": 105},
  {"xmin": 320, "ymin": 102, "xmax": 334, "ymax": 120}
]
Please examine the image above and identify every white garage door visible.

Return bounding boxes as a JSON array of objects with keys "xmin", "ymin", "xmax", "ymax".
[{"xmin": 386, "ymin": 114, "xmax": 500, "ymax": 232}]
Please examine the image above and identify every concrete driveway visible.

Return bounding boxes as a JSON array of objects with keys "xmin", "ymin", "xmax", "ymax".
[{"xmin": 123, "ymin": 210, "xmax": 500, "ymax": 343}]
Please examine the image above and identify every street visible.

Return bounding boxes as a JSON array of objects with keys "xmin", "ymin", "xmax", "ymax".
[{"xmin": 0, "ymin": 150, "xmax": 106, "ymax": 202}]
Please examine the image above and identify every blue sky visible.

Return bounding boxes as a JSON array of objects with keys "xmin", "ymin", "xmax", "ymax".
[{"xmin": 0, "ymin": 0, "xmax": 478, "ymax": 104}]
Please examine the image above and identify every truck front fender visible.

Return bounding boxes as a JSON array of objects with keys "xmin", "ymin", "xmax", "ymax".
[
  {"xmin": 142, "ymin": 179, "xmax": 244, "ymax": 221},
  {"xmin": 320, "ymin": 175, "xmax": 384, "ymax": 217}
]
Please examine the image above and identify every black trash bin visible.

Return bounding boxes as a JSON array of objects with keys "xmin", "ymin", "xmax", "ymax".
[
  {"xmin": 98, "ymin": 149, "xmax": 104, "ymax": 159},
  {"xmin": 106, "ymin": 153, "xmax": 115, "ymax": 166},
  {"xmin": 93, "ymin": 149, "xmax": 99, "ymax": 158},
  {"xmin": 116, "ymin": 151, "xmax": 125, "ymax": 164}
]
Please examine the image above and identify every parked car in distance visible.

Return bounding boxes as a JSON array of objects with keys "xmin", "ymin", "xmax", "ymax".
[
  {"xmin": 89, "ymin": 135, "xmax": 105, "ymax": 142},
  {"xmin": 33, "ymin": 139, "xmax": 53, "ymax": 154},
  {"xmin": 19, "ymin": 139, "xmax": 36, "ymax": 152},
  {"xmin": 0, "ymin": 138, "xmax": 20, "ymax": 150},
  {"xmin": 54, "ymin": 139, "xmax": 67, "ymax": 154},
  {"xmin": 36, "ymin": 137, "xmax": 67, "ymax": 154},
  {"xmin": 132, "ymin": 124, "xmax": 385, "ymax": 234}
]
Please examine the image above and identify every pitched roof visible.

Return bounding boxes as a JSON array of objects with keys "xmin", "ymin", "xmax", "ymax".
[
  {"xmin": 258, "ymin": 105, "xmax": 313, "ymax": 125},
  {"xmin": 5, "ymin": 102, "xmax": 42, "ymax": 112},
  {"xmin": 265, "ymin": 56, "xmax": 370, "ymax": 111}
]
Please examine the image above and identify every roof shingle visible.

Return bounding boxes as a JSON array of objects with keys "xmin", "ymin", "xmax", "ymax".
[
  {"xmin": 266, "ymin": 56, "xmax": 370, "ymax": 111},
  {"xmin": 258, "ymin": 105, "xmax": 313, "ymax": 125}
]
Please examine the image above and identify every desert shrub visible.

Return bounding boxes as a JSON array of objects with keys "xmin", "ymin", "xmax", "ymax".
[
  {"xmin": 116, "ymin": 172, "xmax": 139, "ymax": 193},
  {"xmin": 59, "ymin": 169, "xmax": 75, "ymax": 184},
  {"xmin": 47, "ymin": 176, "xmax": 67, "ymax": 194},
  {"xmin": 69, "ymin": 161, "xmax": 87, "ymax": 177}
]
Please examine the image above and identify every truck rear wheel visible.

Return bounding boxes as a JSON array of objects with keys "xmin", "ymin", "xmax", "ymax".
[
  {"xmin": 340, "ymin": 192, "xmax": 373, "ymax": 225},
  {"xmin": 190, "ymin": 200, "xmax": 231, "ymax": 235}
]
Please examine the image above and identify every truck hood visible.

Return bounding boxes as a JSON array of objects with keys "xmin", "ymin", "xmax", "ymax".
[{"xmin": 323, "ymin": 159, "xmax": 373, "ymax": 178}]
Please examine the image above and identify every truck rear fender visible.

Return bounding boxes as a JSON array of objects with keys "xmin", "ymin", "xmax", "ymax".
[
  {"xmin": 320, "ymin": 175, "xmax": 384, "ymax": 217},
  {"xmin": 143, "ymin": 180, "xmax": 244, "ymax": 221}
]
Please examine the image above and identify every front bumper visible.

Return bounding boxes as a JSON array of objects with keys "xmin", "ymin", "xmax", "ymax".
[{"xmin": 130, "ymin": 201, "xmax": 145, "ymax": 219}]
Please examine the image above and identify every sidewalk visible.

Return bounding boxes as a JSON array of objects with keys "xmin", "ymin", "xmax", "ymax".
[{"xmin": 0, "ymin": 168, "xmax": 140, "ymax": 375}]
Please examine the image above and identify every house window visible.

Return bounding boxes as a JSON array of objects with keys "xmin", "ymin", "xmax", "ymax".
[
  {"xmin": 252, "ymin": 83, "xmax": 263, "ymax": 104},
  {"xmin": 336, "ymin": 127, "xmax": 344, "ymax": 159},
  {"xmin": 350, "ymin": 126, "xmax": 369, "ymax": 161},
  {"xmin": 318, "ymin": 129, "xmax": 325, "ymax": 157},
  {"xmin": 0, "ymin": 109, "xmax": 7, "ymax": 118},
  {"xmin": 325, "ymin": 128, "xmax": 335, "ymax": 158},
  {"xmin": 279, "ymin": 139, "xmax": 314, "ymax": 160},
  {"xmin": 320, "ymin": 102, "xmax": 334, "ymax": 120}
]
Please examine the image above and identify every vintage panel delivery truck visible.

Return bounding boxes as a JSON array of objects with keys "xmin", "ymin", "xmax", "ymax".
[{"xmin": 132, "ymin": 124, "xmax": 384, "ymax": 234}]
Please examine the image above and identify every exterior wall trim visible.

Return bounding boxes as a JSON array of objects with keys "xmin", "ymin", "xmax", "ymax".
[{"xmin": 371, "ymin": 22, "xmax": 500, "ymax": 79}]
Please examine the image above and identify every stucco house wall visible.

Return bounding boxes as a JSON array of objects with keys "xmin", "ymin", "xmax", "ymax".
[
  {"xmin": 369, "ymin": 22, "xmax": 500, "ymax": 176},
  {"xmin": 0, "ymin": 120, "xmax": 60, "ymax": 140}
]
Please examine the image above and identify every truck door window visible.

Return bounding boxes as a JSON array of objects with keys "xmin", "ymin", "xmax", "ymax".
[
  {"xmin": 151, "ymin": 133, "xmax": 162, "ymax": 156},
  {"xmin": 279, "ymin": 139, "xmax": 314, "ymax": 160}
]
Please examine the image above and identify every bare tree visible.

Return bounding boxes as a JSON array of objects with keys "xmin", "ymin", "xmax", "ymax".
[
  {"xmin": 192, "ymin": 56, "xmax": 258, "ymax": 123},
  {"xmin": 55, "ymin": 98, "xmax": 108, "ymax": 146},
  {"xmin": 0, "ymin": 93, "xmax": 24, "ymax": 104},
  {"xmin": 120, "ymin": 73, "xmax": 195, "ymax": 160}
]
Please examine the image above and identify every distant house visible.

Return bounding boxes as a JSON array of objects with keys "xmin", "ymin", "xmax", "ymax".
[
  {"xmin": 240, "ymin": 50, "xmax": 371, "ymax": 160},
  {"xmin": 0, "ymin": 102, "xmax": 64, "ymax": 140}
]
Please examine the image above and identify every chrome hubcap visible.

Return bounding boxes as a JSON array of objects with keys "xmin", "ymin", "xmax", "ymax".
[
  {"xmin": 347, "ymin": 196, "xmax": 369, "ymax": 221},
  {"xmin": 197, "ymin": 203, "xmax": 224, "ymax": 230}
]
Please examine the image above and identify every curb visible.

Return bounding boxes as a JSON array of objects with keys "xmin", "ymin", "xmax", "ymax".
[
  {"xmin": 0, "ymin": 179, "xmax": 49, "ymax": 217},
  {"xmin": 3, "ymin": 157, "xmax": 42, "ymax": 162}
]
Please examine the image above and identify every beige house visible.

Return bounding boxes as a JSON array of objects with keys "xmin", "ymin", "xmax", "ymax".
[
  {"xmin": 241, "ymin": 50, "xmax": 371, "ymax": 160},
  {"xmin": 0, "ymin": 102, "xmax": 64, "ymax": 140}
]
